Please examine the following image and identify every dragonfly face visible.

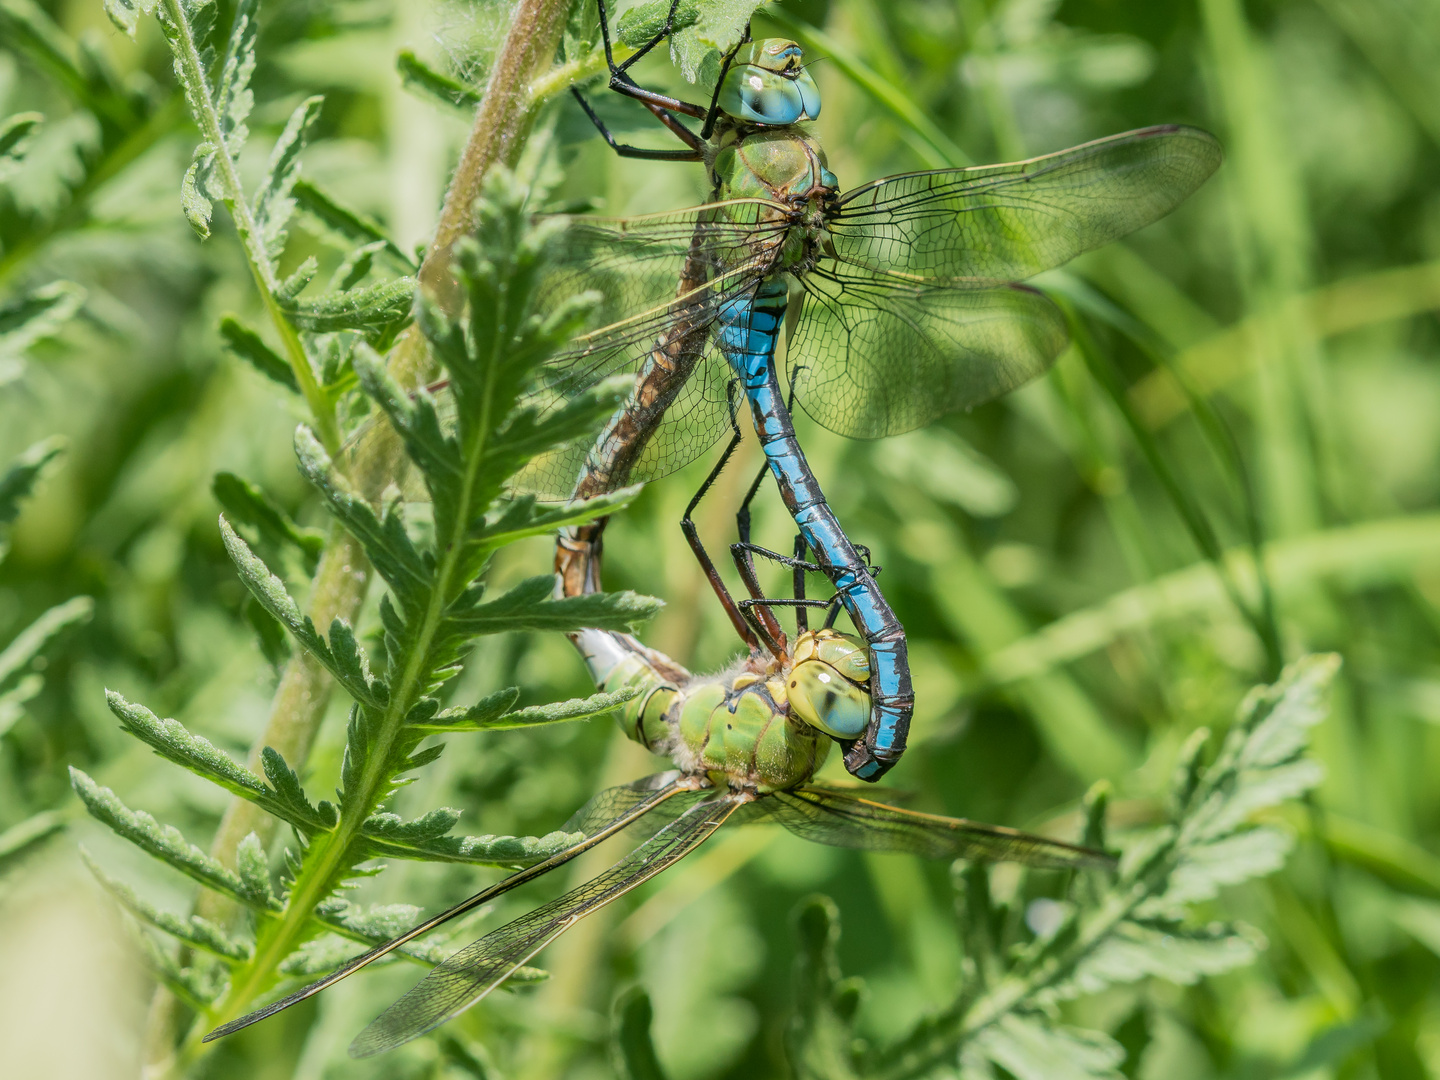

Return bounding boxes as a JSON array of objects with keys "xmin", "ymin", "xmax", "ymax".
[{"xmin": 716, "ymin": 39, "xmax": 821, "ymax": 126}]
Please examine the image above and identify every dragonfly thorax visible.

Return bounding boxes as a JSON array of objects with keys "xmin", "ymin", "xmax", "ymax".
[
  {"xmin": 595, "ymin": 630, "xmax": 872, "ymax": 793},
  {"xmin": 708, "ymin": 123, "xmax": 839, "ymax": 278}
]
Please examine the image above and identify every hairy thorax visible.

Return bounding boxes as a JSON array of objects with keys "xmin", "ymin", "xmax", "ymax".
[{"xmin": 708, "ymin": 122, "xmax": 838, "ymax": 280}]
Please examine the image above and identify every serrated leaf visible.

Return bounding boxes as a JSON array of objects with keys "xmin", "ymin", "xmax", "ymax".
[
  {"xmin": 218, "ymin": 315, "xmax": 299, "ymax": 392},
  {"xmin": 235, "ymin": 831, "xmax": 275, "ymax": 906},
  {"xmin": 475, "ymin": 688, "xmax": 639, "ymax": 731},
  {"xmin": 180, "ymin": 147, "xmax": 215, "ymax": 238},
  {"xmin": 0, "ymin": 111, "xmax": 42, "ymax": 179},
  {"xmin": 788, "ymin": 896, "xmax": 864, "ymax": 1080},
  {"xmin": 104, "ymin": 0, "xmax": 156, "ymax": 37},
  {"xmin": 212, "ymin": 0, "xmax": 258, "ymax": 161},
  {"xmin": 0, "ymin": 596, "xmax": 91, "ymax": 694},
  {"xmin": 279, "ymin": 276, "xmax": 415, "ymax": 333},
  {"xmin": 674, "ymin": 0, "xmax": 763, "ymax": 83},
  {"xmin": 448, "ymin": 575, "xmax": 661, "ymax": 635},
  {"xmin": 105, "ymin": 689, "xmax": 329, "ymax": 832},
  {"xmin": 212, "ymin": 470, "xmax": 324, "ymax": 567},
  {"xmin": 292, "ymin": 179, "xmax": 416, "ymax": 271},
  {"xmin": 0, "ymin": 280, "xmax": 85, "ymax": 359},
  {"xmin": 69, "ymin": 768, "xmax": 265, "ymax": 908},
  {"xmin": 331, "ymin": 240, "xmax": 386, "ymax": 292},
  {"xmin": 292, "ymin": 430, "xmax": 429, "ymax": 615},
  {"xmin": 260, "ymin": 747, "xmax": 325, "ymax": 827},
  {"xmin": 220, "ymin": 517, "xmax": 384, "ymax": 707},
  {"xmin": 253, "ymin": 95, "xmax": 323, "ymax": 262},
  {"xmin": 971, "ymin": 1015, "xmax": 1124, "ymax": 1080},
  {"xmin": 81, "ymin": 848, "xmax": 253, "ymax": 962},
  {"xmin": 1149, "ymin": 827, "xmax": 1294, "ymax": 910},
  {"xmin": 1043, "ymin": 920, "xmax": 1262, "ymax": 1002},
  {"xmin": 396, "ymin": 49, "xmax": 480, "ymax": 110},
  {"xmin": 277, "ymin": 256, "xmax": 318, "ymax": 300},
  {"xmin": 0, "ymin": 436, "xmax": 64, "ymax": 530},
  {"xmin": 477, "ymin": 487, "xmax": 641, "ymax": 548},
  {"xmin": 424, "ymin": 687, "xmax": 519, "ymax": 730},
  {"xmin": 351, "ymin": 342, "xmax": 462, "ymax": 516},
  {"xmin": 616, "ymin": 0, "xmax": 700, "ymax": 46},
  {"xmin": 133, "ymin": 927, "xmax": 223, "ymax": 1011}
]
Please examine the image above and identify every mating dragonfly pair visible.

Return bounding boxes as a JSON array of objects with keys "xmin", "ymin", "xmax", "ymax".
[{"xmin": 209, "ymin": 0, "xmax": 1220, "ymax": 1056}]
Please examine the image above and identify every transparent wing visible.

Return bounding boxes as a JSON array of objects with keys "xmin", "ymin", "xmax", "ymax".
[
  {"xmin": 516, "ymin": 201, "xmax": 788, "ymax": 498},
  {"xmin": 561, "ymin": 771, "xmax": 711, "ymax": 842},
  {"xmin": 203, "ymin": 777, "xmax": 692, "ymax": 1044},
  {"xmin": 348, "ymin": 795, "xmax": 745, "ymax": 1058},
  {"xmin": 741, "ymin": 786, "xmax": 1114, "ymax": 870},
  {"xmin": 786, "ymin": 271, "xmax": 1068, "ymax": 438},
  {"xmin": 783, "ymin": 125, "xmax": 1221, "ymax": 440},
  {"xmin": 827, "ymin": 125, "xmax": 1222, "ymax": 285}
]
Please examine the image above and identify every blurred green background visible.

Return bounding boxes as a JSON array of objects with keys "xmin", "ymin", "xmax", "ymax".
[{"xmin": 4, "ymin": 0, "xmax": 1440, "ymax": 1077}]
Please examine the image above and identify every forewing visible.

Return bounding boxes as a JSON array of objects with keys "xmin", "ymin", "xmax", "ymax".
[
  {"xmin": 347, "ymin": 795, "xmax": 743, "ymax": 1058},
  {"xmin": 516, "ymin": 202, "xmax": 785, "ymax": 498},
  {"xmin": 204, "ymin": 777, "xmax": 693, "ymax": 1044},
  {"xmin": 752, "ymin": 787, "xmax": 1114, "ymax": 870},
  {"xmin": 787, "ymin": 269, "xmax": 1068, "ymax": 438},
  {"xmin": 560, "ymin": 771, "xmax": 685, "ymax": 833},
  {"xmin": 827, "ymin": 125, "xmax": 1221, "ymax": 285},
  {"xmin": 561, "ymin": 772, "xmax": 710, "ymax": 842}
]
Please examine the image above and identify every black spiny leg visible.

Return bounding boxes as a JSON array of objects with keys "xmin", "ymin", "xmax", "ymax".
[
  {"xmin": 576, "ymin": 1, "xmax": 749, "ymax": 159},
  {"xmin": 569, "ymin": 87, "xmax": 703, "ymax": 161},
  {"xmin": 682, "ymin": 386, "xmax": 787, "ymax": 659}
]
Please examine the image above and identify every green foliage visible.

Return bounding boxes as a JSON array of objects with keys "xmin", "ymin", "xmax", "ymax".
[
  {"xmin": 0, "ymin": 438, "xmax": 90, "ymax": 741},
  {"xmin": 4, "ymin": 0, "xmax": 1440, "ymax": 1077},
  {"xmin": 71, "ymin": 168, "xmax": 660, "ymax": 1064},
  {"xmin": 786, "ymin": 657, "xmax": 1337, "ymax": 1080},
  {"xmin": 396, "ymin": 49, "xmax": 481, "ymax": 111},
  {"xmin": 615, "ymin": 986, "xmax": 673, "ymax": 1080}
]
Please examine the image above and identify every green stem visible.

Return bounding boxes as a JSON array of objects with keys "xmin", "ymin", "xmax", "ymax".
[{"xmin": 158, "ymin": 0, "xmax": 338, "ymax": 453}]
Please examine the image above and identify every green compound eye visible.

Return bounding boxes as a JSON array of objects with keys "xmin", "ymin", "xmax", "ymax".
[{"xmin": 788, "ymin": 659, "xmax": 870, "ymax": 739}]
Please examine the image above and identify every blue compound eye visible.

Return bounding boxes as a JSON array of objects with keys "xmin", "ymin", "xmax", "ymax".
[{"xmin": 718, "ymin": 65, "xmax": 821, "ymax": 125}]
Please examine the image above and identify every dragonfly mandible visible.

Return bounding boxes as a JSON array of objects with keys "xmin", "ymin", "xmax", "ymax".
[
  {"xmin": 206, "ymin": 522, "xmax": 1112, "ymax": 1057},
  {"xmin": 525, "ymin": 1, "xmax": 1223, "ymax": 782}
]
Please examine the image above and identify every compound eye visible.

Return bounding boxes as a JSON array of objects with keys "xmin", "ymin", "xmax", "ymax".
[
  {"xmin": 787, "ymin": 660, "xmax": 869, "ymax": 739},
  {"xmin": 718, "ymin": 66, "xmax": 808, "ymax": 125}
]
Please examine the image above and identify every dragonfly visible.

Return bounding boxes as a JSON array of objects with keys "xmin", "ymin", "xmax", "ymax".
[
  {"xmin": 519, "ymin": 1, "xmax": 1223, "ymax": 783},
  {"xmin": 206, "ymin": 522, "xmax": 1113, "ymax": 1057}
]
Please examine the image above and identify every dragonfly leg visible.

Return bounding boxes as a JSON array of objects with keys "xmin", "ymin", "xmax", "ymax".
[
  {"xmin": 682, "ymin": 429, "xmax": 780, "ymax": 658},
  {"xmin": 732, "ymin": 539, "xmax": 844, "ymax": 635},
  {"xmin": 594, "ymin": 0, "xmax": 709, "ymax": 120},
  {"xmin": 569, "ymin": 87, "xmax": 704, "ymax": 161},
  {"xmin": 700, "ymin": 28, "xmax": 750, "ymax": 140}
]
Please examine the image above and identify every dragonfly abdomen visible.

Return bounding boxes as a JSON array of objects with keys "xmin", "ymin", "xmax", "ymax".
[{"xmin": 715, "ymin": 281, "xmax": 914, "ymax": 780}]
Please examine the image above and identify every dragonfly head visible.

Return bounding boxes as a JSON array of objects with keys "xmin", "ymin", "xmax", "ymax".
[
  {"xmin": 786, "ymin": 629, "xmax": 871, "ymax": 740},
  {"xmin": 717, "ymin": 39, "xmax": 821, "ymax": 126}
]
